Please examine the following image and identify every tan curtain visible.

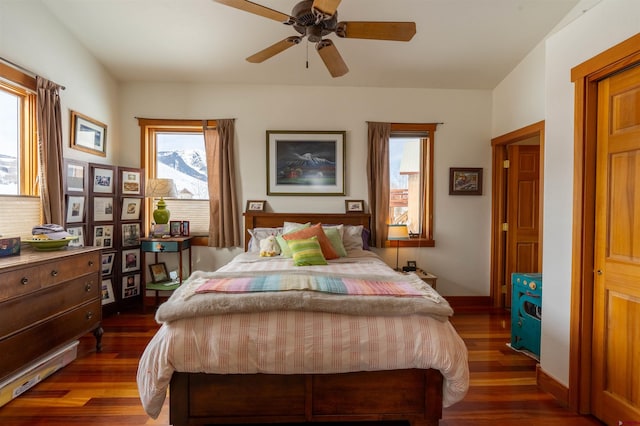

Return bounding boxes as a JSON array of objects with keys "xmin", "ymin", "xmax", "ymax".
[
  {"xmin": 36, "ymin": 77, "xmax": 64, "ymax": 225},
  {"xmin": 366, "ymin": 122, "xmax": 391, "ymax": 247},
  {"xmin": 204, "ymin": 119, "xmax": 240, "ymax": 248}
]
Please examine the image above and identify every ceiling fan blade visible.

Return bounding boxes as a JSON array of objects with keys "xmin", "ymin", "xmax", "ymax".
[
  {"xmin": 213, "ymin": 0, "xmax": 293, "ymax": 23},
  {"xmin": 316, "ymin": 39, "xmax": 349, "ymax": 78},
  {"xmin": 312, "ymin": 0, "xmax": 341, "ymax": 17},
  {"xmin": 336, "ymin": 21, "xmax": 416, "ymax": 41},
  {"xmin": 246, "ymin": 36, "xmax": 302, "ymax": 63}
]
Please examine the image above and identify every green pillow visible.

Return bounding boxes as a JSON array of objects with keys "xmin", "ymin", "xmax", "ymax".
[
  {"xmin": 323, "ymin": 226, "xmax": 347, "ymax": 257},
  {"xmin": 276, "ymin": 223, "xmax": 310, "ymax": 258},
  {"xmin": 288, "ymin": 236, "xmax": 327, "ymax": 266}
]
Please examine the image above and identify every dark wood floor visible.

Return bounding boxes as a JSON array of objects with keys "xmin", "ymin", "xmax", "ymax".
[{"xmin": 0, "ymin": 308, "xmax": 603, "ymax": 426}]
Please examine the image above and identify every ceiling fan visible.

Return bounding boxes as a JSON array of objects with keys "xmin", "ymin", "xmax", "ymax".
[{"xmin": 213, "ymin": 0, "xmax": 416, "ymax": 77}]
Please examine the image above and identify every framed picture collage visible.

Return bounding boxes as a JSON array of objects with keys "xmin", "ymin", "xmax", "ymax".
[{"xmin": 63, "ymin": 160, "xmax": 145, "ymax": 314}]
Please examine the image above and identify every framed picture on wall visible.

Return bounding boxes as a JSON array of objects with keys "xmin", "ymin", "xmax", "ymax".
[
  {"xmin": 66, "ymin": 226, "xmax": 85, "ymax": 248},
  {"xmin": 121, "ymin": 198, "xmax": 141, "ymax": 220},
  {"xmin": 90, "ymin": 164, "xmax": 114, "ymax": 194},
  {"xmin": 66, "ymin": 195, "xmax": 86, "ymax": 223},
  {"xmin": 122, "ymin": 248, "xmax": 141, "ymax": 273},
  {"xmin": 120, "ymin": 167, "xmax": 143, "ymax": 195},
  {"xmin": 101, "ymin": 278, "xmax": 115, "ymax": 305},
  {"xmin": 266, "ymin": 130, "xmax": 345, "ymax": 196},
  {"xmin": 121, "ymin": 223, "xmax": 141, "ymax": 247},
  {"xmin": 93, "ymin": 225, "xmax": 113, "ymax": 248},
  {"xmin": 70, "ymin": 111, "xmax": 107, "ymax": 157},
  {"xmin": 101, "ymin": 251, "xmax": 116, "ymax": 276},
  {"xmin": 64, "ymin": 159, "xmax": 87, "ymax": 193},
  {"xmin": 449, "ymin": 167, "xmax": 483, "ymax": 195},
  {"xmin": 93, "ymin": 197, "xmax": 114, "ymax": 222},
  {"xmin": 122, "ymin": 274, "xmax": 140, "ymax": 299}
]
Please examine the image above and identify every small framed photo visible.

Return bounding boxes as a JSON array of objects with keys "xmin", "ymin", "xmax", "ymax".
[
  {"xmin": 449, "ymin": 167, "xmax": 483, "ymax": 195},
  {"xmin": 64, "ymin": 159, "xmax": 87, "ymax": 193},
  {"xmin": 101, "ymin": 251, "xmax": 116, "ymax": 276},
  {"xmin": 93, "ymin": 197, "xmax": 114, "ymax": 222},
  {"xmin": 70, "ymin": 111, "xmax": 107, "ymax": 157},
  {"xmin": 93, "ymin": 225, "xmax": 113, "ymax": 248},
  {"xmin": 149, "ymin": 262, "xmax": 170, "ymax": 283},
  {"xmin": 90, "ymin": 164, "xmax": 114, "ymax": 194},
  {"xmin": 66, "ymin": 195, "xmax": 86, "ymax": 223},
  {"xmin": 121, "ymin": 223, "xmax": 141, "ymax": 247},
  {"xmin": 101, "ymin": 278, "xmax": 115, "ymax": 305},
  {"xmin": 120, "ymin": 167, "xmax": 143, "ymax": 195},
  {"xmin": 67, "ymin": 226, "xmax": 85, "ymax": 248},
  {"xmin": 122, "ymin": 248, "xmax": 141, "ymax": 273},
  {"xmin": 345, "ymin": 200, "xmax": 364, "ymax": 213},
  {"xmin": 122, "ymin": 274, "xmax": 140, "ymax": 299},
  {"xmin": 181, "ymin": 221, "xmax": 190, "ymax": 236},
  {"xmin": 407, "ymin": 260, "xmax": 417, "ymax": 269},
  {"xmin": 170, "ymin": 221, "xmax": 182, "ymax": 237},
  {"xmin": 246, "ymin": 200, "xmax": 266, "ymax": 212},
  {"xmin": 121, "ymin": 198, "xmax": 141, "ymax": 220}
]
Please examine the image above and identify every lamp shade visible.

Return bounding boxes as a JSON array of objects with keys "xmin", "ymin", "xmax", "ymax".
[
  {"xmin": 145, "ymin": 178, "xmax": 178, "ymax": 224},
  {"xmin": 388, "ymin": 224, "xmax": 409, "ymax": 240},
  {"xmin": 145, "ymin": 178, "xmax": 178, "ymax": 199}
]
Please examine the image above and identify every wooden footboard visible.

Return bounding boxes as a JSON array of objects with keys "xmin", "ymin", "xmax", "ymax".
[{"xmin": 169, "ymin": 369, "xmax": 443, "ymax": 426}]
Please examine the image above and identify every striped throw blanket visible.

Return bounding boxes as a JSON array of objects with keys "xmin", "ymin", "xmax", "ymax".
[{"xmin": 195, "ymin": 274, "xmax": 425, "ymax": 297}]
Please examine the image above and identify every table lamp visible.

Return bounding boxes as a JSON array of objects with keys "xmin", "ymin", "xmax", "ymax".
[
  {"xmin": 388, "ymin": 224, "xmax": 409, "ymax": 271},
  {"xmin": 145, "ymin": 178, "xmax": 178, "ymax": 224}
]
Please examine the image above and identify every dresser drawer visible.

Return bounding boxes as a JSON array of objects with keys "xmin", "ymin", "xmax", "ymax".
[
  {"xmin": 0, "ymin": 273, "xmax": 100, "ymax": 340},
  {"xmin": 0, "ymin": 251, "xmax": 99, "ymax": 302},
  {"xmin": 0, "ymin": 298, "xmax": 101, "ymax": 380}
]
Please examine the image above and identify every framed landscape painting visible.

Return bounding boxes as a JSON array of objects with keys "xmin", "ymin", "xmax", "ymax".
[{"xmin": 266, "ymin": 130, "xmax": 345, "ymax": 196}]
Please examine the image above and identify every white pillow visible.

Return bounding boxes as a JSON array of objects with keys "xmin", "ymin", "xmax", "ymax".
[
  {"xmin": 247, "ymin": 227, "xmax": 283, "ymax": 253},
  {"xmin": 342, "ymin": 225, "xmax": 364, "ymax": 251},
  {"xmin": 283, "ymin": 221, "xmax": 311, "ymax": 234}
]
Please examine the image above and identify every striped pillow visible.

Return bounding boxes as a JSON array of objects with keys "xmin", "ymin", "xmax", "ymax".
[{"xmin": 288, "ymin": 236, "xmax": 327, "ymax": 266}]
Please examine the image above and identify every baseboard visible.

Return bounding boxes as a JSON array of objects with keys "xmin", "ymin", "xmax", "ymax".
[
  {"xmin": 536, "ymin": 364, "xmax": 569, "ymax": 407},
  {"xmin": 445, "ymin": 296, "xmax": 500, "ymax": 313}
]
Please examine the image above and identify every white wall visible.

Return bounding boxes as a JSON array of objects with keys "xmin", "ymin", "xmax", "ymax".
[
  {"xmin": 0, "ymin": 0, "xmax": 120, "ymax": 165},
  {"xmin": 491, "ymin": 0, "xmax": 640, "ymax": 386},
  {"xmin": 120, "ymin": 83, "xmax": 493, "ymax": 294}
]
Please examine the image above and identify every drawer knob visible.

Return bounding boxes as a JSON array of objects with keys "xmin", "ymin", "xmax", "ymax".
[
  {"xmin": 88, "ymin": 260, "xmax": 94, "ymax": 267},
  {"xmin": 21, "ymin": 277, "xmax": 29, "ymax": 285},
  {"xmin": 86, "ymin": 311, "xmax": 94, "ymax": 320},
  {"xmin": 51, "ymin": 270, "xmax": 59, "ymax": 277},
  {"xmin": 85, "ymin": 282, "xmax": 92, "ymax": 292}
]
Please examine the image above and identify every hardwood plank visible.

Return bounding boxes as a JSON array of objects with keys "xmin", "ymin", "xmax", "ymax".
[{"xmin": 0, "ymin": 309, "xmax": 602, "ymax": 425}]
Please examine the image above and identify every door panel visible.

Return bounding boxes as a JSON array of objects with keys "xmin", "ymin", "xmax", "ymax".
[
  {"xmin": 505, "ymin": 145, "xmax": 540, "ymax": 307},
  {"xmin": 592, "ymin": 64, "xmax": 640, "ymax": 425}
]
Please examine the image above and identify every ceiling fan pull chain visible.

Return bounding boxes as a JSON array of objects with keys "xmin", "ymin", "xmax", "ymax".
[{"xmin": 306, "ymin": 40, "xmax": 309, "ymax": 69}]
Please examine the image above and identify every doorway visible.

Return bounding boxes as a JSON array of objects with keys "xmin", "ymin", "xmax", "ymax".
[
  {"xmin": 490, "ymin": 121, "xmax": 544, "ymax": 308},
  {"xmin": 570, "ymin": 33, "xmax": 640, "ymax": 423}
]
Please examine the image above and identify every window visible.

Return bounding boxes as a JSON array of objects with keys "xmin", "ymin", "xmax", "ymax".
[
  {"xmin": 139, "ymin": 119, "xmax": 214, "ymax": 236},
  {"xmin": 0, "ymin": 66, "xmax": 37, "ymax": 196},
  {"xmin": 0, "ymin": 63, "xmax": 40, "ymax": 238},
  {"xmin": 388, "ymin": 123, "xmax": 435, "ymax": 246}
]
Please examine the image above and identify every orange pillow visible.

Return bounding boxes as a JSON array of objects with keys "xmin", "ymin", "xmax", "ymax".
[{"xmin": 282, "ymin": 223, "xmax": 339, "ymax": 260}]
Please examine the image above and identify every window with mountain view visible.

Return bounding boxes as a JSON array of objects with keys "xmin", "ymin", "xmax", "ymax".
[
  {"xmin": 139, "ymin": 119, "xmax": 212, "ymax": 236},
  {"xmin": 155, "ymin": 132, "xmax": 208, "ymax": 200}
]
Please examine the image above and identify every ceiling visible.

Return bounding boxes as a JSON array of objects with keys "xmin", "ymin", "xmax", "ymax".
[{"xmin": 41, "ymin": 0, "xmax": 589, "ymax": 89}]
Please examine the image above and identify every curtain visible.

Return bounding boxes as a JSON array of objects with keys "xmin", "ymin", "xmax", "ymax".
[
  {"xmin": 204, "ymin": 119, "xmax": 240, "ymax": 248},
  {"xmin": 36, "ymin": 77, "xmax": 64, "ymax": 225},
  {"xmin": 366, "ymin": 122, "xmax": 391, "ymax": 247}
]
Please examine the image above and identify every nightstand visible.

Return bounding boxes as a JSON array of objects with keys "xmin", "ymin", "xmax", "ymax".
[
  {"xmin": 141, "ymin": 236, "xmax": 193, "ymax": 310},
  {"xmin": 413, "ymin": 268, "xmax": 437, "ymax": 290}
]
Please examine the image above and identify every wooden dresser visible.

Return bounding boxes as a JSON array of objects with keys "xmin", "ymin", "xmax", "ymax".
[{"xmin": 0, "ymin": 246, "xmax": 103, "ymax": 381}]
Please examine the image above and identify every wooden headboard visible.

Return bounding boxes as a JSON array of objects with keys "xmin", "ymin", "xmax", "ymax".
[{"xmin": 243, "ymin": 212, "xmax": 371, "ymax": 251}]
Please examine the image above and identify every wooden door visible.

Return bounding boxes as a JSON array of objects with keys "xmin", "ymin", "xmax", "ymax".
[
  {"xmin": 592, "ymin": 64, "xmax": 640, "ymax": 425},
  {"xmin": 504, "ymin": 145, "xmax": 540, "ymax": 307}
]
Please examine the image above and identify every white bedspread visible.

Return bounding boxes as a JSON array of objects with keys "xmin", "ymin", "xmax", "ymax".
[{"xmin": 137, "ymin": 251, "xmax": 469, "ymax": 419}]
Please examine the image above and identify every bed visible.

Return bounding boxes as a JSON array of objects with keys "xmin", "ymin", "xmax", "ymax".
[{"xmin": 137, "ymin": 212, "xmax": 468, "ymax": 426}]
